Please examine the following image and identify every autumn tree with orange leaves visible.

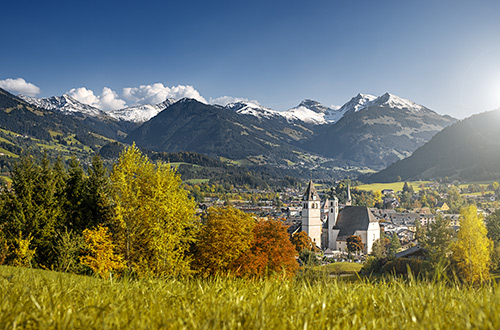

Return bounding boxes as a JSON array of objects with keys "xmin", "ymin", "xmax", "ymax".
[
  {"xmin": 232, "ymin": 219, "xmax": 299, "ymax": 278},
  {"xmin": 291, "ymin": 231, "xmax": 318, "ymax": 253}
]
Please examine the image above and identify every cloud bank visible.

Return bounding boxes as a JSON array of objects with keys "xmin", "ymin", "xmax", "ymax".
[
  {"xmin": 67, "ymin": 83, "xmax": 208, "ymax": 110},
  {"xmin": 67, "ymin": 87, "xmax": 126, "ymax": 111},
  {"xmin": 0, "ymin": 78, "xmax": 40, "ymax": 97},
  {"xmin": 123, "ymin": 83, "xmax": 207, "ymax": 105}
]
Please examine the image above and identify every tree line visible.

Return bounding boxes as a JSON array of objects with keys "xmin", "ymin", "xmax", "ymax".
[{"xmin": 0, "ymin": 145, "xmax": 298, "ymax": 278}]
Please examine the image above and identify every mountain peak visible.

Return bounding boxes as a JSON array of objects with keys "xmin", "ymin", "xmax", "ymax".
[
  {"xmin": 295, "ymin": 99, "xmax": 331, "ymax": 114},
  {"xmin": 371, "ymin": 93, "xmax": 426, "ymax": 112},
  {"xmin": 19, "ymin": 94, "xmax": 104, "ymax": 117}
]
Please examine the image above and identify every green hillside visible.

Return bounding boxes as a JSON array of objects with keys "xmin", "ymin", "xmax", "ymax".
[{"xmin": 364, "ymin": 109, "xmax": 500, "ymax": 183}]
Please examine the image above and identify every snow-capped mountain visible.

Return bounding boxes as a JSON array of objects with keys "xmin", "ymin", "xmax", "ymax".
[
  {"xmin": 283, "ymin": 99, "xmax": 345, "ymax": 125},
  {"xmin": 226, "ymin": 99, "xmax": 342, "ymax": 125},
  {"xmin": 107, "ymin": 98, "xmax": 176, "ymax": 123},
  {"xmin": 225, "ymin": 101, "xmax": 282, "ymax": 119},
  {"xmin": 19, "ymin": 94, "xmax": 105, "ymax": 117},
  {"xmin": 334, "ymin": 93, "xmax": 377, "ymax": 116},
  {"xmin": 367, "ymin": 92, "xmax": 428, "ymax": 112}
]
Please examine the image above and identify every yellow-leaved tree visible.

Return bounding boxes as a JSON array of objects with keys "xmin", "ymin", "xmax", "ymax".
[
  {"xmin": 192, "ymin": 206, "xmax": 255, "ymax": 276},
  {"xmin": 452, "ymin": 205, "xmax": 492, "ymax": 284},
  {"xmin": 80, "ymin": 225, "xmax": 125, "ymax": 279},
  {"xmin": 110, "ymin": 144, "xmax": 197, "ymax": 277}
]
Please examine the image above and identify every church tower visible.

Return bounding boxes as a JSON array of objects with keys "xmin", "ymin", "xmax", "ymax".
[
  {"xmin": 327, "ymin": 196, "xmax": 339, "ymax": 249},
  {"xmin": 302, "ymin": 180, "xmax": 322, "ymax": 247},
  {"xmin": 346, "ymin": 182, "xmax": 352, "ymax": 206}
]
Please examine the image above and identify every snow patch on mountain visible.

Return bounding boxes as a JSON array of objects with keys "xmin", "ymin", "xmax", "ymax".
[
  {"xmin": 226, "ymin": 102, "xmax": 283, "ymax": 119},
  {"xmin": 19, "ymin": 94, "xmax": 105, "ymax": 117},
  {"xmin": 370, "ymin": 92, "xmax": 427, "ymax": 112},
  {"xmin": 107, "ymin": 98, "xmax": 176, "ymax": 123}
]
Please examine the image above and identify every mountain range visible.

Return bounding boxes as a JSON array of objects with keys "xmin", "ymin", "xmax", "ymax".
[
  {"xmin": 14, "ymin": 88, "xmax": 456, "ymax": 178},
  {"xmin": 363, "ymin": 108, "xmax": 500, "ymax": 182}
]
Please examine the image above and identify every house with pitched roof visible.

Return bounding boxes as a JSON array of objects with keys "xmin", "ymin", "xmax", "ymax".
[{"xmin": 301, "ymin": 180, "xmax": 380, "ymax": 253}]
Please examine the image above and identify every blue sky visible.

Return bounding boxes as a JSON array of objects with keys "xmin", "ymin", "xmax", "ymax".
[{"xmin": 1, "ymin": 0, "xmax": 500, "ymax": 118}]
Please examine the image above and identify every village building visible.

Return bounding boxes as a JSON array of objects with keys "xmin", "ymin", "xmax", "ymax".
[{"xmin": 301, "ymin": 180, "xmax": 380, "ymax": 254}]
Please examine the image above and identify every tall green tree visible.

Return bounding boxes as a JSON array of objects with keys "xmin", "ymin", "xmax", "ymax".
[
  {"xmin": 420, "ymin": 215, "xmax": 455, "ymax": 266},
  {"xmin": 82, "ymin": 154, "xmax": 112, "ymax": 229},
  {"xmin": 64, "ymin": 156, "xmax": 86, "ymax": 232},
  {"xmin": 485, "ymin": 210, "xmax": 500, "ymax": 270},
  {"xmin": 452, "ymin": 205, "xmax": 492, "ymax": 284},
  {"xmin": 110, "ymin": 144, "xmax": 197, "ymax": 277},
  {"xmin": 387, "ymin": 233, "xmax": 402, "ymax": 259},
  {"xmin": 2, "ymin": 154, "xmax": 65, "ymax": 267}
]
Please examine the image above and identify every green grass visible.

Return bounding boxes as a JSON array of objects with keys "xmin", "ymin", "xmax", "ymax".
[
  {"xmin": 0, "ymin": 147, "xmax": 18, "ymax": 158},
  {"xmin": 185, "ymin": 178, "xmax": 210, "ymax": 184},
  {"xmin": 312, "ymin": 262, "xmax": 364, "ymax": 275},
  {"xmin": 169, "ymin": 162, "xmax": 199, "ymax": 167},
  {"xmin": 2, "ymin": 266, "xmax": 500, "ymax": 329},
  {"xmin": 356, "ymin": 181, "xmax": 432, "ymax": 193}
]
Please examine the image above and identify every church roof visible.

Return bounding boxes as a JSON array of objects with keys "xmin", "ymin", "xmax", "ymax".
[
  {"xmin": 303, "ymin": 180, "xmax": 320, "ymax": 201},
  {"xmin": 334, "ymin": 206, "xmax": 378, "ymax": 240}
]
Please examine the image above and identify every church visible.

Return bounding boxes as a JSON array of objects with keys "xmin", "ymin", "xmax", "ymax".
[{"xmin": 301, "ymin": 180, "xmax": 380, "ymax": 254}]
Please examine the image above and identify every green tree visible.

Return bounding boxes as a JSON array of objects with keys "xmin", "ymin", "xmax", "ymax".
[
  {"xmin": 371, "ymin": 236, "xmax": 390, "ymax": 259},
  {"xmin": 192, "ymin": 206, "xmax": 255, "ymax": 276},
  {"xmin": 3, "ymin": 154, "xmax": 65, "ymax": 267},
  {"xmin": 82, "ymin": 154, "xmax": 112, "ymax": 229},
  {"xmin": 452, "ymin": 205, "xmax": 492, "ymax": 284},
  {"xmin": 299, "ymin": 249, "xmax": 319, "ymax": 266},
  {"xmin": 420, "ymin": 215, "xmax": 455, "ymax": 266},
  {"xmin": 485, "ymin": 210, "xmax": 500, "ymax": 270},
  {"xmin": 64, "ymin": 156, "xmax": 86, "ymax": 232},
  {"xmin": 387, "ymin": 233, "xmax": 401, "ymax": 259},
  {"xmin": 55, "ymin": 229, "xmax": 85, "ymax": 273},
  {"xmin": 110, "ymin": 144, "xmax": 198, "ymax": 277}
]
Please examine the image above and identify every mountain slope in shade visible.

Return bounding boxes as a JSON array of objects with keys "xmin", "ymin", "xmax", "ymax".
[
  {"xmin": 304, "ymin": 93, "xmax": 455, "ymax": 170},
  {"xmin": 124, "ymin": 98, "xmax": 316, "ymax": 163},
  {"xmin": 107, "ymin": 98, "xmax": 176, "ymax": 122},
  {"xmin": 363, "ymin": 109, "xmax": 500, "ymax": 182},
  {"xmin": 17, "ymin": 93, "xmax": 138, "ymax": 140}
]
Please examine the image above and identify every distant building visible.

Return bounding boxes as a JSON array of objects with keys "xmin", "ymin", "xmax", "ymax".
[
  {"xmin": 301, "ymin": 180, "xmax": 380, "ymax": 253},
  {"xmin": 301, "ymin": 180, "xmax": 322, "ymax": 247}
]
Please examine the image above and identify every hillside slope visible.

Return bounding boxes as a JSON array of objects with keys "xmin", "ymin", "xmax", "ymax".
[
  {"xmin": 304, "ymin": 93, "xmax": 455, "ymax": 170},
  {"xmin": 124, "ymin": 98, "xmax": 316, "ymax": 165},
  {"xmin": 363, "ymin": 109, "xmax": 500, "ymax": 182}
]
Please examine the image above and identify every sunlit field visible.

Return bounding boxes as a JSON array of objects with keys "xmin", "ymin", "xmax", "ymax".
[
  {"xmin": 356, "ymin": 181, "xmax": 432, "ymax": 193},
  {"xmin": 2, "ymin": 266, "xmax": 500, "ymax": 329}
]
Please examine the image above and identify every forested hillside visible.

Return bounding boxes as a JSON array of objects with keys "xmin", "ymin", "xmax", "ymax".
[{"xmin": 364, "ymin": 109, "xmax": 500, "ymax": 182}]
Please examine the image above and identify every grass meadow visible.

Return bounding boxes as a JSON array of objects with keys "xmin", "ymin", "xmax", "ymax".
[
  {"xmin": 2, "ymin": 266, "xmax": 500, "ymax": 329},
  {"xmin": 355, "ymin": 181, "xmax": 432, "ymax": 193}
]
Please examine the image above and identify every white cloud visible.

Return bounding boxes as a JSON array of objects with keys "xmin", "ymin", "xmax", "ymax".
[
  {"xmin": 330, "ymin": 104, "xmax": 341, "ymax": 110},
  {"xmin": 123, "ymin": 83, "xmax": 207, "ymax": 105},
  {"xmin": 98, "ymin": 87, "xmax": 127, "ymax": 110},
  {"xmin": 210, "ymin": 96, "xmax": 261, "ymax": 106},
  {"xmin": 0, "ymin": 78, "xmax": 40, "ymax": 97},
  {"xmin": 67, "ymin": 87, "xmax": 100, "ymax": 105},
  {"xmin": 67, "ymin": 87, "xmax": 126, "ymax": 111}
]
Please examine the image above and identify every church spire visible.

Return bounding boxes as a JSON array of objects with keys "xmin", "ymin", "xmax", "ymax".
[
  {"xmin": 346, "ymin": 182, "xmax": 352, "ymax": 206},
  {"xmin": 303, "ymin": 180, "xmax": 320, "ymax": 201}
]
